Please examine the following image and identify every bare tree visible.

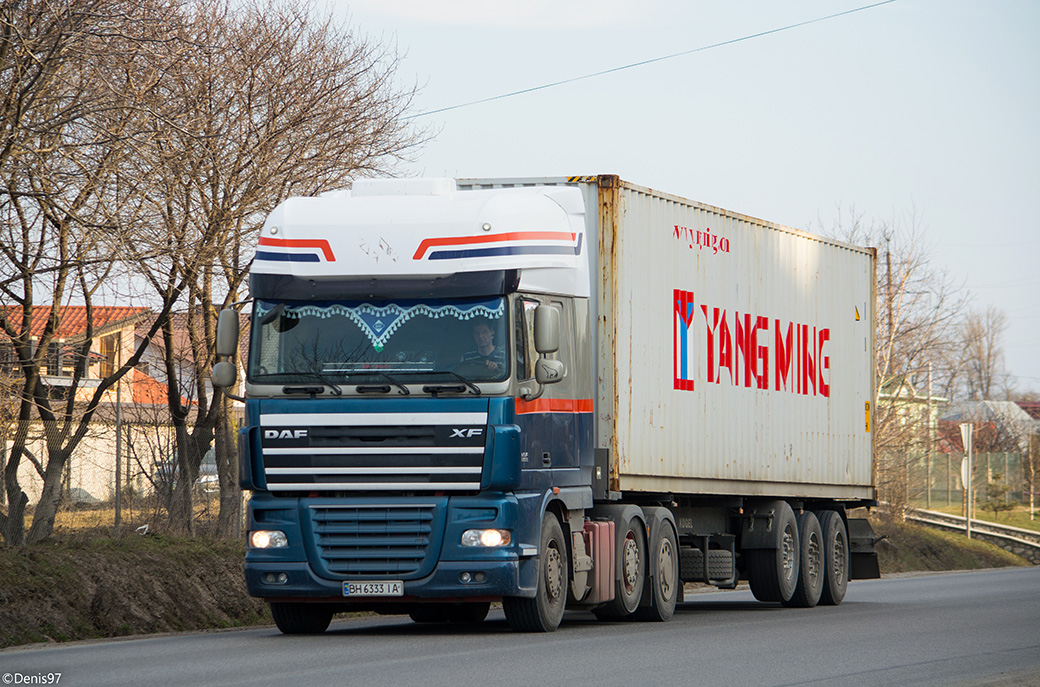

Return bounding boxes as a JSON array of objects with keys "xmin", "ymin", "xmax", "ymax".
[
  {"xmin": 118, "ymin": 0, "xmax": 427, "ymax": 535},
  {"xmin": 960, "ymin": 306, "xmax": 1011, "ymax": 401},
  {"xmin": 820, "ymin": 206, "xmax": 969, "ymax": 507},
  {"xmin": 0, "ymin": 0, "xmax": 184, "ymax": 544},
  {"xmin": 0, "ymin": 0, "xmax": 426, "ymax": 542}
]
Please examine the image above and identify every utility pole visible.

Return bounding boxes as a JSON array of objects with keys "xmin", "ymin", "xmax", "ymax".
[
  {"xmin": 960, "ymin": 423, "xmax": 973, "ymax": 539},
  {"xmin": 927, "ymin": 362, "xmax": 933, "ymax": 509},
  {"xmin": 115, "ymin": 379, "xmax": 122, "ymax": 537},
  {"xmin": 1031, "ymin": 431, "xmax": 1036, "ymax": 521},
  {"xmin": 886, "ymin": 236, "xmax": 893, "ymax": 345}
]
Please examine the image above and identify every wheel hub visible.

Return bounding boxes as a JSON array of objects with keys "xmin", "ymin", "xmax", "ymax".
[
  {"xmin": 833, "ymin": 534, "xmax": 847, "ymax": 583},
  {"xmin": 545, "ymin": 544, "xmax": 563, "ymax": 600},
  {"xmin": 806, "ymin": 532, "xmax": 821, "ymax": 587},
  {"xmin": 623, "ymin": 535, "xmax": 640, "ymax": 590},
  {"xmin": 658, "ymin": 539, "xmax": 675, "ymax": 597},
  {"xmin": 781, "ymin": 525, "xmax": 796, "ymax": 581}
]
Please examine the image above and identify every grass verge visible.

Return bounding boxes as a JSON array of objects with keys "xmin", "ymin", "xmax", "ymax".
[{"xmin": 871, "ymin": 512, "xmax": 1030, "ymax": 573}]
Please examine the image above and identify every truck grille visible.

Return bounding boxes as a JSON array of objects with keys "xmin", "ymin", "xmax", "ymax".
[
  {"xmin": 310, "ymin": 504, "xmax": 436, "ymax": 577},
  {"xmin": 259, "ymin": 410, "xmax": 487, "ymax": 492}
]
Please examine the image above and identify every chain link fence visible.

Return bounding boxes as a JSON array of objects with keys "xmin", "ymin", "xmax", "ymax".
[{"xmin": 879, "ymin": 451, "xmax": 1038, "ymax": 519}]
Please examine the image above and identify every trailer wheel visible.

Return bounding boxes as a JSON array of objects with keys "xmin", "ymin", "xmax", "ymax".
[
  {"xmin": 503, "ymin": 514, "xmax": 568, "ymax": 632},
  {"xmin": 783, "ymin": 511, "xmax": 824, "ymax": 608},
  {"xmin": 270, "ymin": 602, "xmax": 334, "ymax": 634},
  {"xmin": 593, "ymin": 513, "xmax": 646, "ymax": 619},
  {"xmin": 633, "ymin": 519, "xmax": 679, "ymax": 622},
  {"xmin": 816, "ymin": 510, "xmax": 849, "ymax": 606},
  {"xmin": 746, "ymin": 501, "xmax": 799, "ymax": 603}
]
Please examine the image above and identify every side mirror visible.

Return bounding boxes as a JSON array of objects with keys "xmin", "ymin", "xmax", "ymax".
[
  {"xmin": 533, "ymin": 305, "xmax": 559, "ymax": 354},
  {"xmin": 520, "ymin": 304, "xmax": 565, "ymax": 402},
  {"xmin": 535, "ymin": 359, "xmax": 564, "ymax": 385},
  {"xmin": 216, "ymin": 309, "xmax": 240, "ymax": 358},
  {"xmin": 212, "ymin": 361, "xmax": 237, "ymax": 389}
]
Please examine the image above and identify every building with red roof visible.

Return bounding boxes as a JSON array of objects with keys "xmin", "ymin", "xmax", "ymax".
[{"xmin": 0, "ymin": 305, "xmax": 181, "ymax": 406}]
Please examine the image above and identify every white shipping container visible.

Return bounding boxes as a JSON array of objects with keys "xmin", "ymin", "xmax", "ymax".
[{"xmin": 460, "ymin": 176, "xmax": 876, "ymax": 501}]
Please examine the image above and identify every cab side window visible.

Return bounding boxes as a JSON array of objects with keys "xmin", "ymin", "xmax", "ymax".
[{"xmin": 514, "ymin": 297, "xmax": 539, "ymax": 381}]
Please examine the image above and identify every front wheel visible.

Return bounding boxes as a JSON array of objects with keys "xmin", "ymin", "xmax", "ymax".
[
  {"xmin": 270, "ymin": 602, "xmax": 334, "ymax": 634},
  {"xmin": 503, "ymin": 514, "xmax": 568, "ymax": 632},
  {"xmin": 409, "ymin": 602, "xmax": 491, "ymax": 624}
]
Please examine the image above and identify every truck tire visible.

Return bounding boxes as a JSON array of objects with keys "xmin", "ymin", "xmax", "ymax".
[
  {"xmin": 593, "ymin": 511, "xmax": 646, "ymax": 619},
  {"xmin": 409, "ymin": 602, "xmax": 491, "ymax": 624},
  {"xmin": 503, "ymin": 514, "xmax": 568, "ymax": 632},
  {"xmin": 783, "ymin": 511, "xmax": 824, "ymax": 608},
  {"xmin": 409, "ymin": 605, "xmax": 445, "ymax": 623},
  {"xmin": 816, "ymin": 510, "xmax": 849, "ymax": 606},
  {"xmin": 632, "ymin": 517, "xmax": 679, "ymax": 622},
  {"xmin": 270, "ymin": 602, "xmax": 334, "ymax": 634},
  {"xmin": 446, "ymin": 602, "xmax": 491, "ymax": 623},
  {"xmin": 745, "ymin": 501, "xmax": 799, "ymax": 603}
]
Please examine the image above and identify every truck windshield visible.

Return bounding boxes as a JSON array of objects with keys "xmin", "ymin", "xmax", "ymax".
[{"xmin": 248, "ymin": 297, "xmax": 509, "ymax": 385}]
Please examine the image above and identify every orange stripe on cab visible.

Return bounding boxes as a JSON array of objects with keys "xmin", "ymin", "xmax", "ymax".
[{"xmin": 515, "ymin": 398, "xmax": 594, "ymax": 415}]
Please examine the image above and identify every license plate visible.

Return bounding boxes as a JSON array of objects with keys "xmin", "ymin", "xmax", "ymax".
[{"xmin": 343, "ymin": 580, "xmax": 404, "ymax": 597}]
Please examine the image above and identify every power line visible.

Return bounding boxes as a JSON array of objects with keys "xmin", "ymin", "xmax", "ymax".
[
  {"xmin": 967, "ymin": 278, "xmax": 1040, "ymax": 289},
  {"xmin": 409, "ymin": 1, "xmax": 898, "ymax": 119}
]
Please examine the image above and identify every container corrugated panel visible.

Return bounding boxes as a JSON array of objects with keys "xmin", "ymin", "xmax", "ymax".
[
  {"xmin": 603, "ymin": 180, "xmax": 874, "ymax": 499},
  {"xmin": 459, "ymin": 175, "xmax": 875, "ymax": 501}
]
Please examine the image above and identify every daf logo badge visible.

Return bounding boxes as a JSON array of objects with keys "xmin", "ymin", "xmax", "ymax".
[{"xmin": 264, "ymin": 429, "xmax": 308, "ymax": 440}]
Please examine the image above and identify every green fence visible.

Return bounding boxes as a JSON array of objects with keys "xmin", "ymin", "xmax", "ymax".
[{"xmin": 889, "ymin": 451, "xmax": 1034, "ymax": 512}]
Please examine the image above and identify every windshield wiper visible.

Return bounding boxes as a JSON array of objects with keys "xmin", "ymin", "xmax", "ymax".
[
  {"xmin": 422, "ymin": 370, "xmax": 481, "ymax": 396},
  {"xmin": 359, "ymin": 371, "xmax": 410, "ymax": 396},
  {"xmin": 256, "ymin": 371, "xmax": 342, "ymax": 396}
]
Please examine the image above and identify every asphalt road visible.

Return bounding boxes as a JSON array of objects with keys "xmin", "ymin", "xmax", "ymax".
[{"xmin": 3, "ymin": 567, "xmax": 1039, "ymax": 687}]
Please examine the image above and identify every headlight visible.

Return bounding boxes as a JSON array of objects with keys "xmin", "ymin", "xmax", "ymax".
[
  {"xmin": 461, "ymin": 529, "xmax": 512, "ymax": 547},
  {"xmin": 249, "ymin": 530, "xmax": 288, "ymax": 548}
]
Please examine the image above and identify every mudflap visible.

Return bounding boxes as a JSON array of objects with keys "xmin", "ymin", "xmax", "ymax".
[{"xmin": 848, "ymin": 517, "xmax": 881, "ymax": 580}]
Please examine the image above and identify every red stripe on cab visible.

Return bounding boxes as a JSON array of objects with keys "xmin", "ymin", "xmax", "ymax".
[
  {"xmin": 259, "ymin": 236, "xmax": 336, "ymax": 262},
  {"xmin": 413, "ymin": 231, "xmax": 576, "ymax": 260}
]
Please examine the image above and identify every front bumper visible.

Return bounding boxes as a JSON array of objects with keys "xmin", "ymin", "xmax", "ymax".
[
  {"xmin": 246, "ymin": 556, "xmax": 534, "ymax": 602},
  {"xmin": 245, "ymin": 491, "xmax": 542, "ymax": 604}
]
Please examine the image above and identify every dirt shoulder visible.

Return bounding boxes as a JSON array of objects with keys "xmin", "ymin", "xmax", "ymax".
[
  {"xmin": 0, "ymin": 534, "xmax": 269, "ymax": 648},
  {"xmin": 0, "ymin": 513, "xmax": 1030, "ymax": 649}
]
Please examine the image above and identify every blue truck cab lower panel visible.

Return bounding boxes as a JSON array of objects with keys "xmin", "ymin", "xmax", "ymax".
[{"xmin": 241, "ymin": 395, "xmax": 576, "ymax": 603}]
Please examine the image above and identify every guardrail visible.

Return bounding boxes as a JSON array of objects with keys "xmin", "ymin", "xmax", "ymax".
[{"xmin": 904, "ymin": 508, "xmax": 1040, "ymax": 565}]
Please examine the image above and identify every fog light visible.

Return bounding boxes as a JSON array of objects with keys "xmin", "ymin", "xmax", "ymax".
[
  {"xmin": 263, "ymin": 572, "xmax": 289, "ymax": 585},
  {"xmin": 461, "ymin": 529, "xmax": 511, "ymax": 547},
  {"xmin": 250, "ymin": 530, "xmax": 288, "ymax": 548},
  {"xmin": 460, "ymin": 572, "xmax": 473, "ymax": 583},
  {"xmin": 474, "ymin": 572, "xmax": 487, "ymax": 583}
]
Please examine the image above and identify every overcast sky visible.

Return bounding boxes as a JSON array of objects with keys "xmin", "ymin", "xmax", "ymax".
[{"xmin": 337, "ymin": 0, "xmax": 1040, "ymax": 395}]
